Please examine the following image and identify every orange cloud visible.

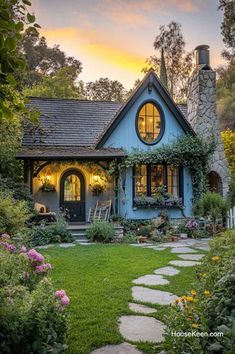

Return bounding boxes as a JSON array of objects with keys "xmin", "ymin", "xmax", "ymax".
[{"xmin": 40, "ymin": 27, "xmax": 145, "ymax": 74}]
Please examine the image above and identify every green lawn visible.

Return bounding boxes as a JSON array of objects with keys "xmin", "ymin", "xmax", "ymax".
[{"xmin": 41, "ymin": 244, "xmax": 199, "ymax": 354}]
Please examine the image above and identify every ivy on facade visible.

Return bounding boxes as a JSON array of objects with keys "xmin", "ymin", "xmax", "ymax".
[{"xmin": 109, "ymin": 134, "xmax": 215, "ymax": 202}]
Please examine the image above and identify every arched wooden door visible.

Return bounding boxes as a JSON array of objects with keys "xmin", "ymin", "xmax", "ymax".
[{"xmin": 60, "ymin": 169, "xmax": 85, "ymax": 222}]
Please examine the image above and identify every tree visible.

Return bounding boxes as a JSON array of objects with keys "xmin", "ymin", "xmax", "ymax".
[
  {"xmin": 221, "ymin": 129, "xmax": 235, "ymax": 173},
  {"xmin": 217, "ymin": 62, "xmax": 235, "ymax": 130},
  {"xmin": 0, "ymin": 0, "xmax": 39, "ymax": 178},
  {"xmin": 218, "ymin": 0, "xmax": 235, "ymax": 62},
  {"xmin": 160, "ymin": 48, "xmax": 168, "ymax": 90},
  {"xmin": 24, "ymin": 66, "xmax": 81, "ymax": 99},
  {"xmin": 84, "ymin": 78, "xmax": 127, "ymax": 101},
  {"xmin": 144, "ymin": 21, "xmax": 193, "ymax": 102},
  {"xmin": 17, "ymin": 28, "xmax": 82, "ymax": 88}
]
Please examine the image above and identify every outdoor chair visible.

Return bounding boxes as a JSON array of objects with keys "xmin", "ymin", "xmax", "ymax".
[{"xmin": 88, "ymin": 200, "xmax": 112, "ymax": 222}]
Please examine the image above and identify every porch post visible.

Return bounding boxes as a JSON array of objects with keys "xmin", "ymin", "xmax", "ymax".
[{"xmin": 23, "ymin": 159, "xmax": 34, "ymax": 193}]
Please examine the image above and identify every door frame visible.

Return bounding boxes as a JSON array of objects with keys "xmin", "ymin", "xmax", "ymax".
[{"xmin": 60, "ymin": 168, "xmax": 86, "ymax": 222}]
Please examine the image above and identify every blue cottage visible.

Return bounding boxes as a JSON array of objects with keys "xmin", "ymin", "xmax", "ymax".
[{"xmin": 17, "ymin": 45, "xmax": 229, "ymax": 223}]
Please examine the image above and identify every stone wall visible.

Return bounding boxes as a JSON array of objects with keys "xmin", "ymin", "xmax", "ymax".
[{"xmin": 187, "ymin": 65, "xmax": 230, "ymax": 196}]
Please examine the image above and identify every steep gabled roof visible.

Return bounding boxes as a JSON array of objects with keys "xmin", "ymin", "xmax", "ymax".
[
  {"xmin": 96, "ymin": 70, "xmax": 194, "ymax": 148},
  {"xmin": 23, "ymin": 98, "xmax": 123, "ymax": 148}
]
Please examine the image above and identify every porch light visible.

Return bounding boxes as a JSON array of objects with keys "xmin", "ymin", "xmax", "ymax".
[
  {"xmin": 93, "ymin": 175, "xmax": 100, "ymax": 183},
  {"xmin": 46, "ymin": 170, "xmax": 52, "ymax": 182}
]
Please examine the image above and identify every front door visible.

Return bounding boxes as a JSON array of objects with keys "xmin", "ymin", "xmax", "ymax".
[{"xmin": 60, "ymin": 169, "xmax": 85, "ymax": 222}]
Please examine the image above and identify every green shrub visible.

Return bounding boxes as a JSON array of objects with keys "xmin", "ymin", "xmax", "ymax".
[
  {"xmin": 0, "ymin": 241, "xmax": 69, "ymax": 353},
  {"xmin": 0, "ymin": 175, "xmax": 33, "ymax": 206},
  {"xmin": 29, "ymin": 215, "xmax": 74, "ymax": 247},
  {"xmin": 137, "ymin": 225, "xmax": 152, "ymax": 237},
  {"xmin": 193, "ymin": 192, "xmax": 228, "ymax": 233},
  {"xmin": 86, "ymin": 222, "xmax": 115, "ymax": 243},
  {"xmin": 122, "ymin": 232, "xmax": 137, "ymax": 243},
  {"xmin": 0, "ymin": 192, "xmax": 30, "ymax": 235},
  {"xmin": 165, "ymin": 230, "xmax": 235, "ymax": 354}
]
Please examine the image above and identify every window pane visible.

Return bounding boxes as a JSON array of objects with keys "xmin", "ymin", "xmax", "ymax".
[
  {"xmin": 64, "ymin": 174, "xmax": 81, "ymax": 201},
  {"xmin": 135, "ymin": 165, "xmax": 147, "ymax": 196},
  {"xmin": 167, "ymin": 166, "xmax": 179, "ymax": 197},
  {"xmin": 137, "ymin": 102, "xmax": 161, "ymax": 143},
  {"xmin": 151, "ymin": 164, "xmax": 164, "ymax": 196}
]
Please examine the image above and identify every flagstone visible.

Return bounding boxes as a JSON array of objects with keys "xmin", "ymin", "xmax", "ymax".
[
  {"xmin": 118, "ymin": 315, "xmax": 166, "ymax": 343},
  {"xmin": 154, "ymin": 266, "xmax": 180, "ymax": 276},
  {"xmin": 133, "ymin": 274, "xmax": 169, "ymax": 286},
  {"xmin": 132, "ymin": 286, "xmax": 178, "ymax": 305},
  {"xmin": 90, "ymin": 342, "xmax": 143, "ymax": 354},
  {"xmin": 128, "ymin": 302, "xmax": 157, "ymax": 314},
  {"xmin": 169, "ymin": 260, "xmax": 201, "ymax": 267},
  {"xmin": 178, "ymin": 254, "xmax": 205, "ymax": 261},
  {"xmin": 171, "ymin": 247, "xmax": 197, "ymax": 253}
]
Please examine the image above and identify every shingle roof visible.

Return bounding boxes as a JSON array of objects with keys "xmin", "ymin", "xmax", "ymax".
[
  {"xmin": 18, "ymin": 95, "xmax": 188, "ymax": 159},
  {"xmin": 23, "ymin": 97, "xmax": 123, "ymax": 148}
]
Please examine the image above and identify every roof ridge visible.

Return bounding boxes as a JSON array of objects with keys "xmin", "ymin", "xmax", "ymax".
[{"xmin": 28, "ymin": 96, "xmax": 124, "ymax": 104}]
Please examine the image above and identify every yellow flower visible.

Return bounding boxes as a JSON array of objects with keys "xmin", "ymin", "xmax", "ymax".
[
  {"xmin": 192, "ymin": 323, "xmax": 199, "ymax": 329},
  {"xmin": 204, "ymin": 290, "xmax": 210, "ymax": 296},
  {"xmin": 212, "ymin": 256, "xmax": 220, "ymax": 261},
  {"xmin": 191, "ymin": 290, "xmax": 197, "ymax": 297},
  {"xmin": 186, "ymin": 296, "xmax": 194, "ymax": 302}
]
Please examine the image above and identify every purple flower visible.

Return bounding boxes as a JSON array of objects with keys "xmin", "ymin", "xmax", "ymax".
[
  {"xmin": 55, "ymin": 289, "xmax": 66, "ymax": 298},
  {"xmin": 186, "ymin": 220, "xmax": 199, "ymax": 230},
  {"xmin": 60, "ymin": 295, "xmax": 70, "ymax": 306},
  {"xmin": 20, "ymin": 245, "xmax": 27, "ymax": 253},
  {"xmin": 35, "ymin": 263, "xmax": 52, "ymax": 274},
  {"xmin": 0, "ymin": 241, "xmax": 16, "ymax": 253},
  {"xmin": 28, "ymin": 249, "xmax": 44, "ymax": 264}
]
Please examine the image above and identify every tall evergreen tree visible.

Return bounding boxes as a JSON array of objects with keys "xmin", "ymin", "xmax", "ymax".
[{"xmin": 160, "ymin": 48, "xmax": 168, "ymax": 90}]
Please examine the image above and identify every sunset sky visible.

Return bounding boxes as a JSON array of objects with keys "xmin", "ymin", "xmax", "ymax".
[{"xmin": 31, "ymin": 0, "xmax": 225, "ymax": 89}]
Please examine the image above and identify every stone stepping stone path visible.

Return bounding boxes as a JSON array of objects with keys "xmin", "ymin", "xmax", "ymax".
[
  {"xmin": 119, "ymin": 315, "xmax": 166, "ymax": 343},
  {"xmin": 178, "ymin": 254, "xmax": 204, "ymax": 261},
  {"xmin": 169, "ymin": 260, "xmax": 201, "ymax": 267},
  {"xmin": 154, "ymin": 266, "xmax": 180, "ymax": 276},
  {"xmin": 128, "ymin": 302, "xmax": 157, "ymax": 314},
  {"xmin": 132, "ymin": 286, "xmax": 178, "ymax": 305},
  {"xmin": 59, "ymin": 243, "xmax": 76, "ymax": 248},
  {"xmin": 91, "ymin": 239, "xmax": 209, "ymax": 353},
  {"xmin": 171, "ymin": 247, "xmax": 197, "ymax": 253},
  {"xmin": 133, "ymin": 274, "xmax": 169, "ymax": 286},
  {"xmin": 90, "ymin": 342, "xmax": 143, "ymax": 354}
]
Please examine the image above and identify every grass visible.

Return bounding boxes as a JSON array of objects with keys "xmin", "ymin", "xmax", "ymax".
[{"xmin": 41, "ymin": 244, "xmax": 201, "ymax": 354}]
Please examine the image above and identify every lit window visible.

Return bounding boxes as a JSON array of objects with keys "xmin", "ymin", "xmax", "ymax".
[
  {"xmin": 137, "ymin": 102, "xmax": 161, "ymax": 144},
  {"xmin": 64, "ymin": 174, "xmax": 81, "ymax": 201},
  {"xmin": 134, "ymin": 164, "xmax": 181, "ymax": 199}
]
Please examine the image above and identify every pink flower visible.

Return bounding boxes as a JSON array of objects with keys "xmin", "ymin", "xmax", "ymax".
[
  {"xmin": 35, "ymin": 263, "xmax": 52, "ymax": 274},
  {"xmin": 0, "ymin": 242, "xmax": 16, "ymax": 253},
  {"xmin": 28, "ymin": 249, "xmax": 44, "ymax": 264},
  {"xmin": 20, "ymin": 245, "xmax": 27, "ymax": 253},
  {"xmin": 60, "ymin": 295, "xmax": 70, "ymax": 306},
  {"xmin": 55, "ymin": 290, "xmax": 66, "ymax": 298},
  {"xmin": 1, "ymin": 233, "xmax": 10, "ymax": 240}
]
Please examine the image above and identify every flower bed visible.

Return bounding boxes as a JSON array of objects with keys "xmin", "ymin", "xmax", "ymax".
[
  {"xmin": 133, "ymin": 195, "xmax": 183, "ymax": 208},
  {"xmin": 0, "ymin": 233, "xmax": 70, "ymax": 353}
]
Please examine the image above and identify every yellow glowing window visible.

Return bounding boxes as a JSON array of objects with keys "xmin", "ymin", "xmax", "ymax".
[
  {"xmin": 64, "ymin": 174, "xmax": 81, "ymax": 201},
  {"xmin": 137, "ymin": 102, "xmax": 161, "ymax": 144}
]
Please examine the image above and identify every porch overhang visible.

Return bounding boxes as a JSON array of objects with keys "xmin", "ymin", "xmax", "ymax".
[{"xmin": 16, "ymin": 146, "xmax": 127, "ymax": 160}]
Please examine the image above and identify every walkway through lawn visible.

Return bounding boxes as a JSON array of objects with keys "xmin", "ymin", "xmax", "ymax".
[{"xmin": 39, "ymin": 241, "xmax": 209, "ymax": 354}]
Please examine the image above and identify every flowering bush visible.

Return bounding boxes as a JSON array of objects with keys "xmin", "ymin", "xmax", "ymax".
[
  {"xmin": 0, "ymin": 235, "xmax": 69, "ymax": 353},
  {"xmin": 165, "ymin": 230, "xmax": 235, "ymax": 354}
]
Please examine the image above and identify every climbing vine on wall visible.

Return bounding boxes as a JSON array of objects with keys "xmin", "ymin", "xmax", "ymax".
[{"xmin": 109, "ymin": 134, "xmax": 215, "ymax": 202}]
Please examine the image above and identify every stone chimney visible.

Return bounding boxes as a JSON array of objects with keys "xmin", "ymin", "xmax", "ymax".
[{"xmin": 187, "ymin": 45, "xmax": 230, "ymax": 196}]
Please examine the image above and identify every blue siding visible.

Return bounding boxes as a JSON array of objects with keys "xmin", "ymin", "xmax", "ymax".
[{"xmin": 104, "ymin": 85, "xmax": 193, "ymax": 219}]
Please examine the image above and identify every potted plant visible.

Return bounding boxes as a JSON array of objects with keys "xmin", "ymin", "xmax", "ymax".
[
  {"xmin": 91, "ymin": 183, "xmax": 105, "ymax": 196},
  {"xmin": 39, "ymin": 180, "xmax": 56, "ymax": 192}
]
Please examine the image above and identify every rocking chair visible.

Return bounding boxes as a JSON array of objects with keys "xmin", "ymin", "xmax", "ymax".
[{"xmin": 88, "ymin": 200, "xmax": 112, "ymax": 222}]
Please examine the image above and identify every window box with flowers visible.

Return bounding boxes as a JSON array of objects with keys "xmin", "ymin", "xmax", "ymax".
[
  {"xmin": 39, "ymin": 181, "xmax": 56, "ymax": 193},
  {"xmin": 91, "ymin": 183, "xmax": 105, "ymax": 196}
]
